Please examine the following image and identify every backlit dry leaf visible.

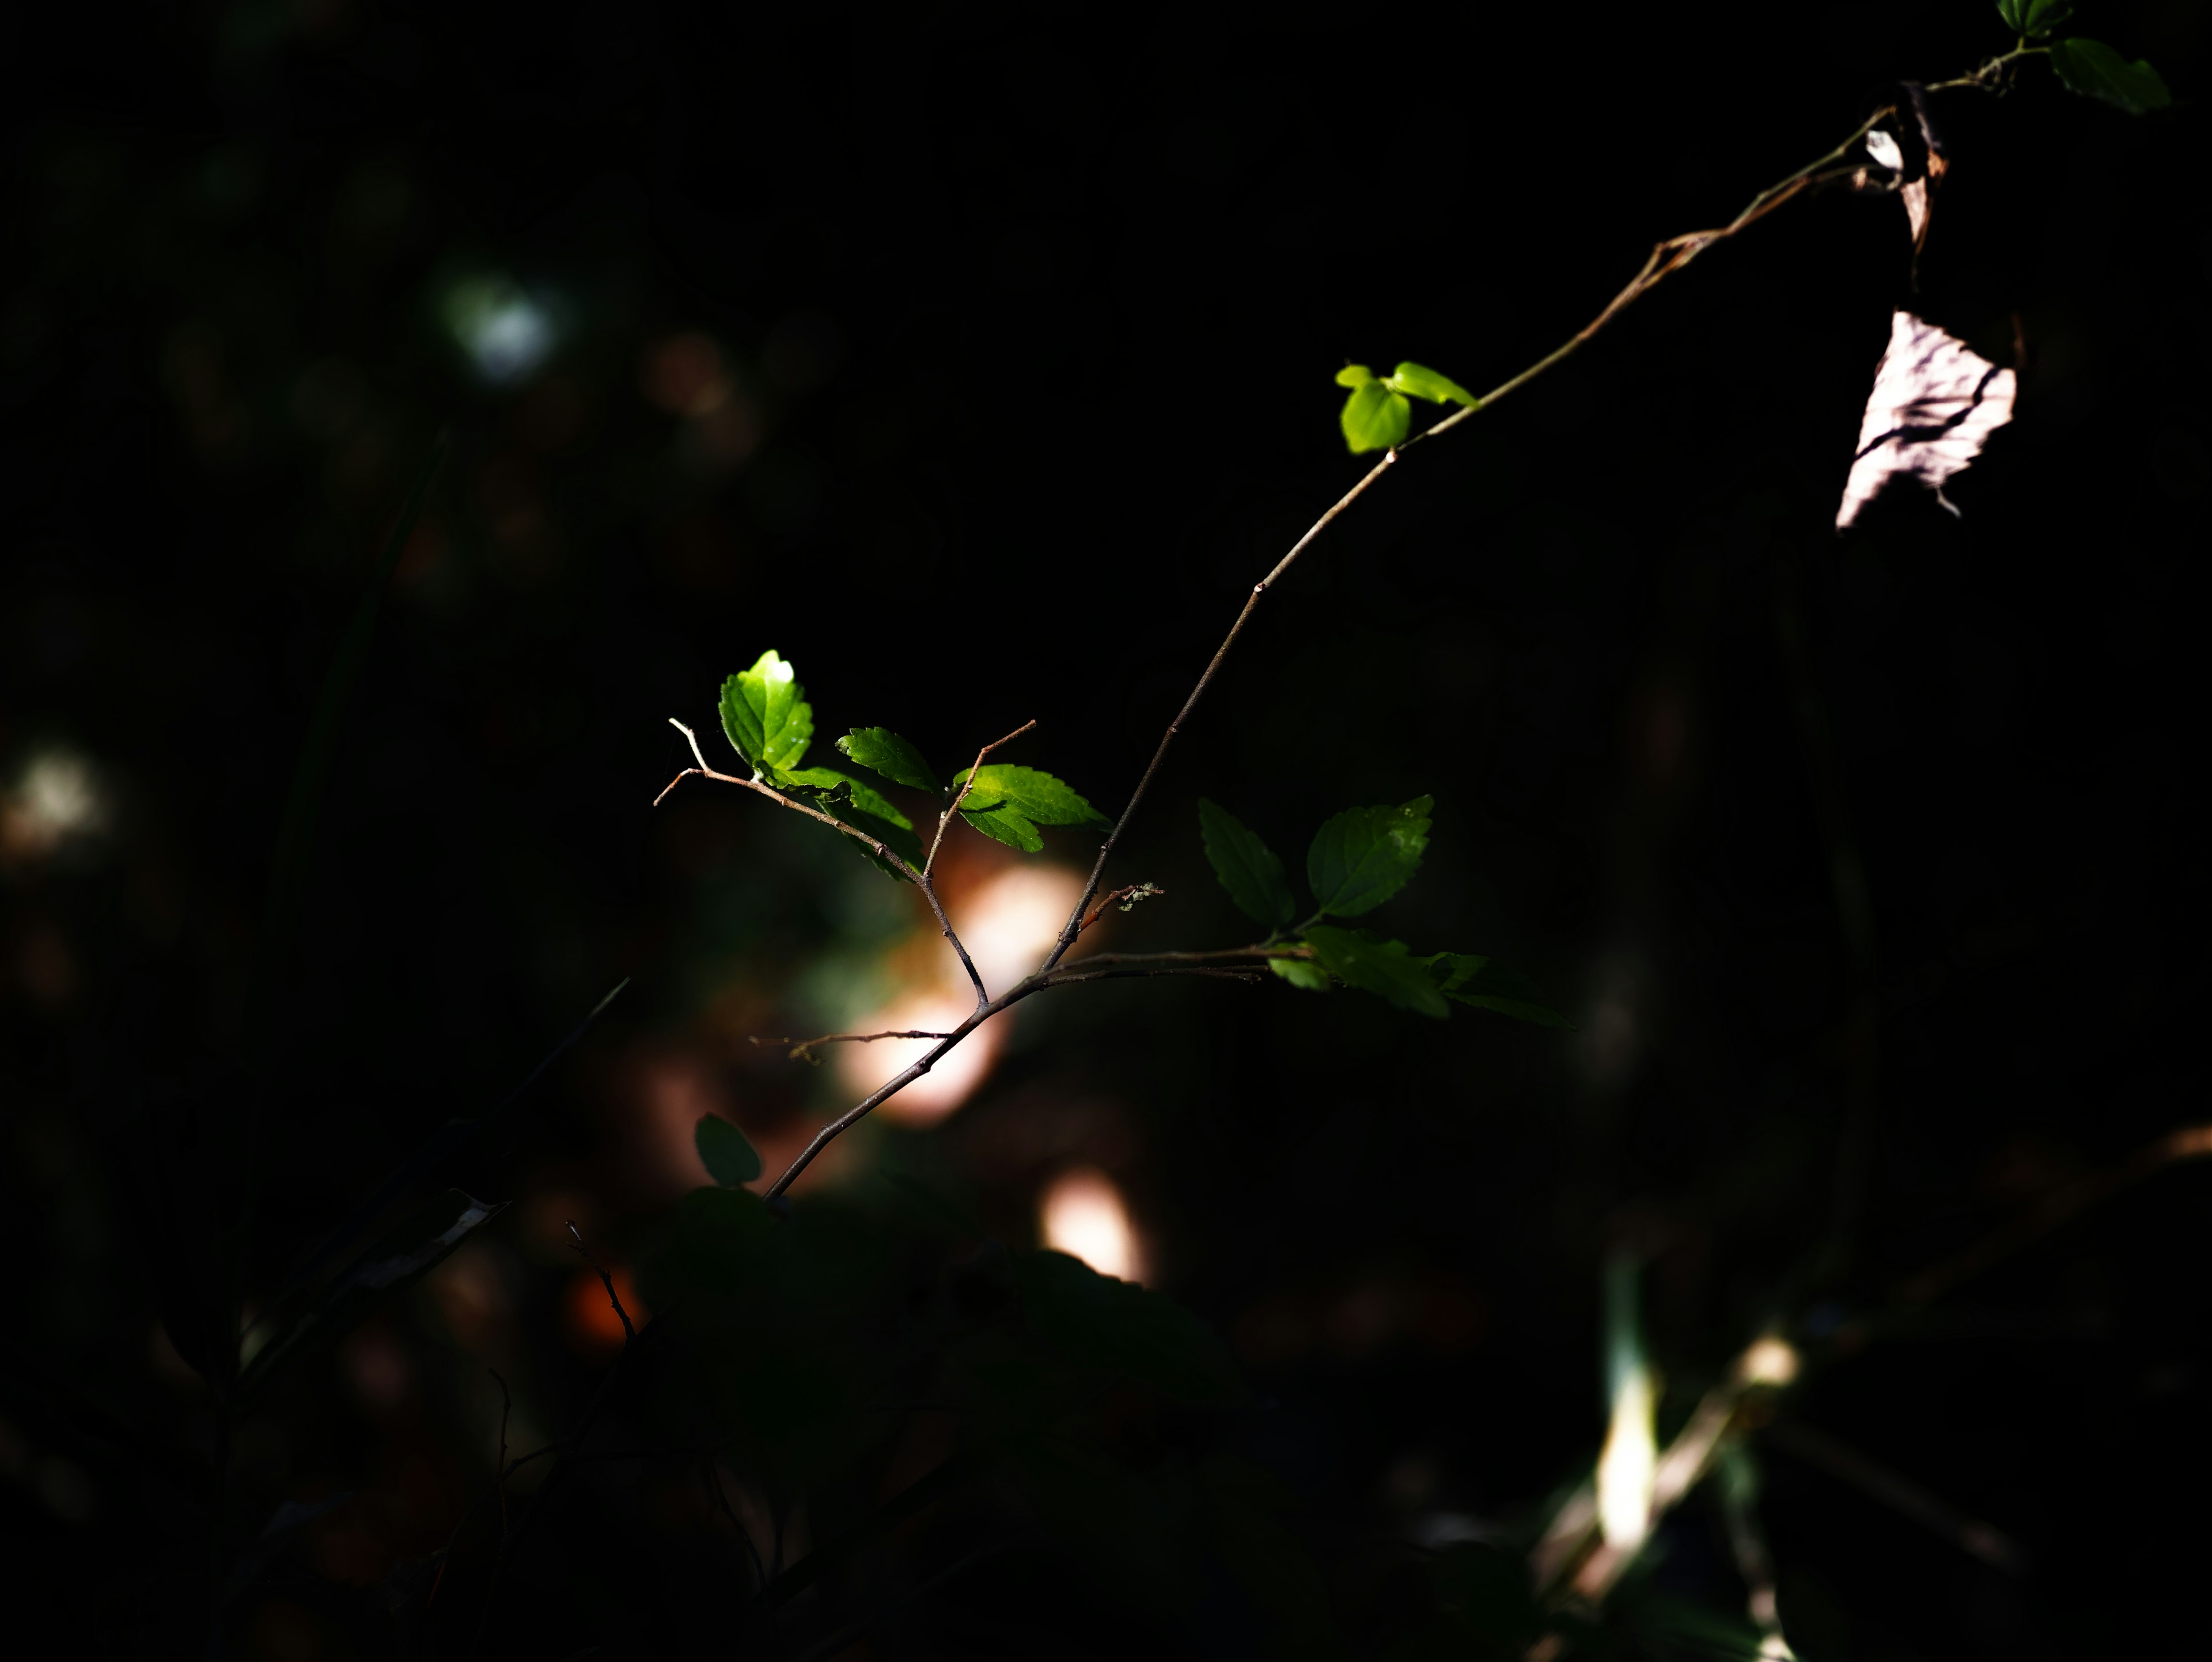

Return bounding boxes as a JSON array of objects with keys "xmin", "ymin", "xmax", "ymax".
[{"xmin": 1835, "ymin": 311, "xmax": 2015, "ymax": 531}]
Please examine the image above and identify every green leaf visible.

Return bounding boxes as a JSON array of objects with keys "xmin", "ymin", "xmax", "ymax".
[
  {"xmin": 1334, "ymin": 363, "xmax": 1375, "ymax": 388},
  {"xmin": 1306, "ymin": 796, "xmax": 1432, "ymax": 917},
  {"xmin": 1268, "ymin": 956, "xmax": 1331, "ymax": 992},
  {"xmin": 1014, "ymin": 1250, "xmax": 1246, "ymax": 1407},
  {"xmin": 1997, "ymin": 0, "xmax": 2073, "ymax": 36},
  {"xmin": 2049, "ymin": 37, "xmax": 2171, "ymax": 112},
  {"xmin": 719, "ymin": 649, "xmax": 815, "ymax": 771},
  {"xmin": 835, "ymin": 727, "xmax": 941, "ymax": 794},
  {"xmin": 1423, "ymin": 952, "xmax": 1575, "ymax": 1029},
  {"xmin": 1340, "ymin": 381, "xmax": 1410, "ymax": 454},
  {"xmin": 960, "ymin": 802, "xmax": 1044, "ymax": 852},
  {"xmin": 1383, "ymin": 361, "xmax": 1480, "ymax": 407},
  {"xmin": 953, "ymin": 764, "xmax": 1108, "ymax": 826},
  {"xmin": 1198, "ymin": 799, "xmax": 1297, "ymax": 930},
  {"xmin": 778, "ymin": 766, "xmax": 926, "ymax": 873},
  {"xmin": 1303, "ymin": 926, "xmax": 1448, "ymax": 1018},
  {"xmin": 696, "ymin": 1115, "xmax": 762, "ymax": 1186},
  {"xmin": 779, "ymin": 766, "xmax": 911, "ymax": 829}
]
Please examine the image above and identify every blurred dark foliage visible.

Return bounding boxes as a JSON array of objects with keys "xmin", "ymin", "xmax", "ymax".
[{"xmin": 3, "ymin": 0, "xmax": 2211, "ymax": 1657}]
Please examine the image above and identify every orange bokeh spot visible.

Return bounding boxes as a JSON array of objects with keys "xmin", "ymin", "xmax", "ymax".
[{"xmin": 563, "ymin": 1265, "xmax": 646, "ymax": 1356}]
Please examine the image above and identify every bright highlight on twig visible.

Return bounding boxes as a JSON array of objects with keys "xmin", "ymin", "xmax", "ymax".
[
  {"xmin": 1597, "ymin": 1363, "xmax": 1657, "ymax": 1551},
  {"xmin": 1737, "ymin": 1335, "xmax": 1801, "ymax": 1387},
  {"xmin": 1040, "ymin": 1167, "xmax": 1142, "ymax": 1283},
  {"xmin": 1597, "ymin": 1252, "xmax": 1656, "ymax": 1553}
]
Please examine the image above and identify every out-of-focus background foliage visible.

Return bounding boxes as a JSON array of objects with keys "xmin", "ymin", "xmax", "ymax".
[{"xmin": 4, "ymin": 1, "xmax": 2210, "ymax": 1656}]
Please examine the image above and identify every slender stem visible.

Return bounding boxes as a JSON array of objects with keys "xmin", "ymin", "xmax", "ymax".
[
  {"xmin": 927, "ymin": 718, "xmax": 1037, "ymax": 880},
  {"xmin": 1043, "ymin": 90, "xmax": 1943, "ymax": 972},
  {"xmin": 711, "ymin": 50, "xmax": 2052, "ymax": 1205},
  {"xmin": 661, "ymin": 720, "xmax": 988, "ymax": 1006},
  {"xmin": 755, "ymin": 1028, "xmax": 956, "ymax": 1063}
]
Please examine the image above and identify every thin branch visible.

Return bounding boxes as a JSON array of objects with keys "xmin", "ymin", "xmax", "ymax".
[
  {"xmin": 1763, "ymin": 1418, "xmax": 2026, "ymax": 1573},
  {"xmin": 742, "ymin": 47, "xmax": 2046, "ymax": 1206},
  {"xmin": 752, "ymin": 1028, "xmax": 956, "ymax": 1065},
  {"xmin": 566, "ymin": 1222, "xmax": 634, "ymax": 1345},
  {"xmin": 1039, "ymin": 63, "xmax": 2048, "ymax": 973},
  {"xmin": 490, "ymin": 1369, "xmax": 513, "ymax": 1535},
  {"xmin": 1040, "ymin": 965, "xmax": 1264, "ymax": 987},
  {"xmin": 1078, "ymin": 882, "xmax": 1166, "ymax": 934},
  {"xmin": 926, "ymin": 718, "xmax": 1038, "ymax": 877},
  {"xmin": 1895, "ymin": 1120, "xmax": 2212, "ymax": 1310},
  {"xmin": 660, "ymin": 718, "xmax": 988, "ymax": 1006}
]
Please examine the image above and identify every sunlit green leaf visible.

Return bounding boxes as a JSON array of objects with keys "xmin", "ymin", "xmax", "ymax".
[
  {"xmin": 836, "ymin": 727, "xmax": 941, "ymax": 794},
  {"xmin": 779, "ymin": 766, "xmax": 911, "ymax": 829},
  {"xmin": 961, "ymin": 802, "xmax": 1044, "ymax": 851},
  {"xmin": 2049, "ymin": 37, "xmax": 2171, "ymax": 112},
  {"xmin": 953, "ymin": 764, "xmax": 1108, "ymax": 826},
  {"xmin": 1199, "ymin": 799, "xmax": 1297, "ymax": 930},
  {"xmin": 1384, "ymin": 361, "xmax": 1479, "ymax": 407},
  {"xmin": 1307, "ymin": 797, "xmax": 1431, "ymax": 917},
  {"xmin": 1340, "ymin": 381, "xmax": 1410, "ymax": 453},
  {"xmin": 1334, "ymin": 363, "xmax": 1375, "ymax": 388},
  {"xmin": 719, "ymin": 649, "xmax": 814, "ymax": 771},
  {"xmin": 1423, "ymin": 952, "xmax": 1575, "ymax": 1029},
  {"xmin": 1304, "ymin": 926, "xmax": 1448, "ymax": 1018},
  {"xmin": 773, "ymin": 766, "xmax": 924, "ymax": 873},
  {"xmin": 1268, "ymin": 956, "xmax": 1331, "ymax": 991},
  {"xmin": 696, "ymin": 1115, "xmax": 762, "ymax": 1186}
]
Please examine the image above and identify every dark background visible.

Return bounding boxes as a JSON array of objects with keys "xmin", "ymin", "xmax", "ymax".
[{"xmin": 5, "ymin": 1, "xmax": 2210, "ymax": 1656}]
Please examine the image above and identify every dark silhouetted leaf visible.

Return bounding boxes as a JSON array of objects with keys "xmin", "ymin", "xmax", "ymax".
[
  {"xmin": 1202, "ymin": 1453, "xmax": 1345, "ymax": 1660},
  {"xmin": 679, "ymin": 1185, "xmax": 777, "ymax": 1275},
  {"xmin": 2049, "ymin": 37, "xmax": 2171, "ymax": 112},
  {"xmin": 836, "ymin": 727, "xmax": 941, "ymax": 794},
  {"xmin": 1341, "ymin": 380, "xmax": 1410, "ymax": 453},
  {"xmin": 720, "ymin": 649, "xmax": 813, "ymax": 771},
  {"xmin": 1199, "ymin": 799, "xmax": 1297, "ymax": 930},
  {"xmin": 1304, "ymin": 926, "xmax": 1449, "ymax": 1018},
  {"xmin": 1307, "ymin": 797, "xmax": 1432, "ymax": 917},
  {"xmin": 1384, "ymin": 361, "xmax": 1479, "ymax": 406},
  {"xmin": 1423, "ymin": 953, "xmax": 1575, "ymax": 1028},
  {"xmin": 954, "ymin": 764, "xmax": 1108, "ymax": 826},
  {"xmin": 696, "ymin": 1115, "xmax": 762, "ymax": 1186},
  {"xmin": 880, "ymin": 1172, "xmax": 986, "ymax": 1241},
  {"xmin": 1014, "ymin": 1250, "xmax": 1246, "ymax": 1407}
]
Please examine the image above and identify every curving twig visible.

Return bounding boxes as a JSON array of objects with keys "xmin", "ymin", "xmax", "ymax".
[
  {"xmin": 658, "ymin": 718, "xmax": 990, "ymax": 1006},
  {"xmin": 752, "ymin": 1028, "xmax": 956, "ymax": 1065},
  {"xmin": 677, "ymin": 47, "xmax": 2053, "ymax": 1203},
  {"xmin": 926, "ymin": 718, "xmax": 1037, "ymax": 879}
]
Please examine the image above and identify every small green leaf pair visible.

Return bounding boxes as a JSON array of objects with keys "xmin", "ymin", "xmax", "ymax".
[
  {"xmin": 1201, "ymin": 795, "xmax": 1433, "ymax": 928},
  {"xmin": 719, "ymin": 650, "xmax": 923, "ymax": 872},
  {"xmin": 1334, "ymin": 362, "xmax": 1479, "ymax": 455},
  {"xmin": 1997, "ymin": 2, "xmax": 2171, "ymax": 114},
  {"xmin": 1199, "ymin": 797, "xmax": 1570, "ymax": 1027},
  {"xmin": 836, "ymin": 728, "xmax": 1107, "ymax": 851},
  {"xmin": 716, "ymin": 650, "xmax": 1107, "ymax": 876}
]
